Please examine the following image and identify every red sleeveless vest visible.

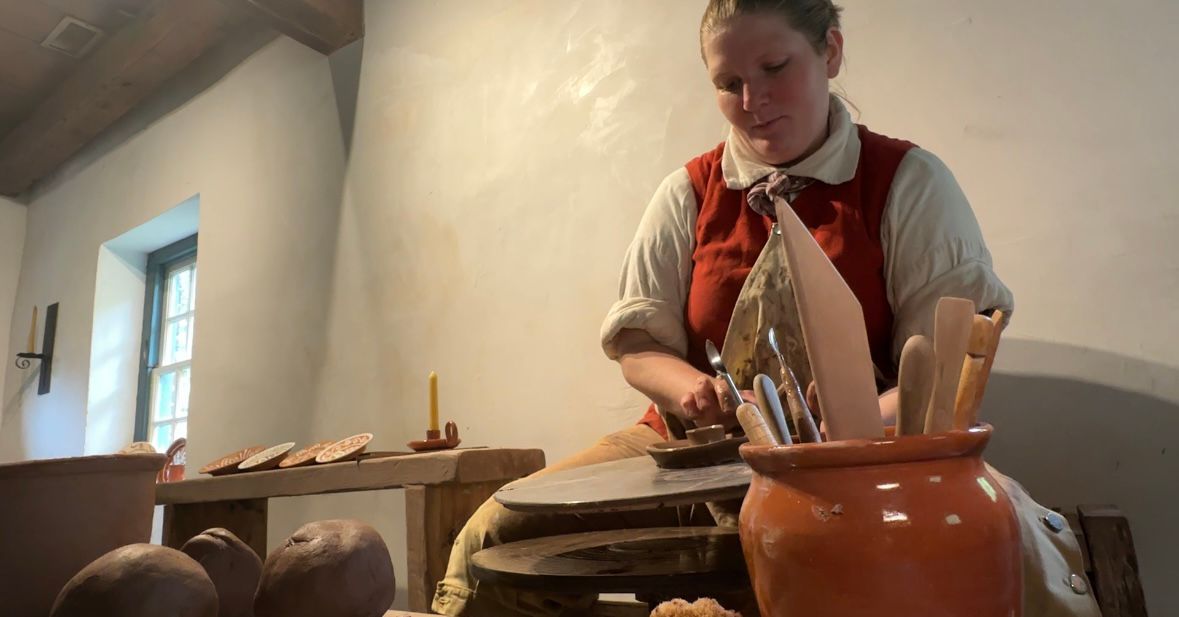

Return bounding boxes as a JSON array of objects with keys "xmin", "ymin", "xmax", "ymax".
[{"xmin": 639, "ymin": 125, "xmax": 916, "ymax": 438}]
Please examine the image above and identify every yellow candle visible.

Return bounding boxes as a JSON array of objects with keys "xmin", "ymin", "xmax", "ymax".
[
  {"xmin": 27, "ymin": 306, "xmax": 37, "ymax": 354},
  {"xmin": 429, "ymin": 371, "xmax": 439, "ymax": 431}
]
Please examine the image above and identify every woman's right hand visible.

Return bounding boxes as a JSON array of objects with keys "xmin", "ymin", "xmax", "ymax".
[
  {"xmin": 680, "ymin": 375, "xmax": 743, "ymax": 429},
  {"xmin": 613, "ymin": 329, "xmax": 746, "ymax": 430}
]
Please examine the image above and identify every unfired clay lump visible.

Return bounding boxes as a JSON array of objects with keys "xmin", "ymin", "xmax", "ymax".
[
  {"xmin": 254, "ymin": 519, "xmax": 395, "ymax": 617},
  {"xmin": 50, "ymin": 543, "xmax": 217, "ymax": 617},
  {"xmin": 182, "ymin": 527, "xmax": 263, "ymax": 617}
]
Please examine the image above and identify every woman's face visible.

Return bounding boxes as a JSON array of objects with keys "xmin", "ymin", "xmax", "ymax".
[{"xmin": 703, "ymin": 12, "xmax": 843, "ymax": 166}]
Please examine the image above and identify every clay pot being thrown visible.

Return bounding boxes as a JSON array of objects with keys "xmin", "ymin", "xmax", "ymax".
[{"xmin": 738, "ymin": 424, "xmax": 1021, "ymax": 617}]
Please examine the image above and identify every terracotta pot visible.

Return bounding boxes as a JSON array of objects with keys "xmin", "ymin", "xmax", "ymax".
[
  {"xmin": 0, "ymin": 453, "xmax": 166, "ymax": 617},
  {"xmin": 738, "ymin": 424, "xmax": 1021, "ymax": 617}
]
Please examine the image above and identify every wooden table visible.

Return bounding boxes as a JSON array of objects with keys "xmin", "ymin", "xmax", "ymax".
[
  {"xmin": 156, "ymin": 447, "xmax": 545, "ymax": 613},
  {"xmin": 494, "ymin": 455, "xmax": 751, "ymax": 514}
]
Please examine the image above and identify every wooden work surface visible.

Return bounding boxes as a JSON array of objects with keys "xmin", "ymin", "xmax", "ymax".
[
  {"xmin": 494, "ymin": 455, "xmax": 751, "ymax": 514},
  {"xmin": 156, "ymin": 447, "xmax": 544, "ymax": 504},
  {"xmin": 155, "ymin": 447, "xmax": 545, "ymax": 614},
  {"xmin": 471, "ymin": 527, "xmax": 745, "ymax": 593}
]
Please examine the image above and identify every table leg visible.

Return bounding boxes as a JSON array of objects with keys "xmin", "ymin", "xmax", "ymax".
[
  {"xmin": 404, "ymin": 480, "xmax": 510, "ymax": 613},
  {"xmin": 163, "ymin": 498, "xmax": 269, "ymax": 558}
]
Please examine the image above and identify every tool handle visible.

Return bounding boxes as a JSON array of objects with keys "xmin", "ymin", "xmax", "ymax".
[
  {"xmin": 897, "ymin": 335, "xmax": 934, "ymax": 436},
  {"xmin": 755, "ymin": 374, "xmax": 792, "ymax": 445},
  {"xmin": 780, "ymin": 366, "xmax": 821, "ymax": 443},
  {"xmin": 737, "ymin": 403, "xmax": 779, "ymax": 446}
]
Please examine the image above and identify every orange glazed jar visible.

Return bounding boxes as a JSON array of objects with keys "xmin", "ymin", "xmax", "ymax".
[{"xmin": 738, "ymin": 424, "xmax": 1021, "ymax": 617}]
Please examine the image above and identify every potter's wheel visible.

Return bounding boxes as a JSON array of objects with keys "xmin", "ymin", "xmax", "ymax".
[{"xmin": 470, "ymin": 527, "xmax": 746, "ymax": 593}]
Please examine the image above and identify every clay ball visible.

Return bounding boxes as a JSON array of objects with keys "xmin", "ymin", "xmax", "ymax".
[
  {"xmin": 182, "ymin": 528, "xmax": 263, "ymax": 617},
  {"xmin": 254, "ymin": 519, "xmax": 395, "ymax": 617},
  {"xmin": 50, "ymin": 543, "xmax": 217, "ymax": 617}
]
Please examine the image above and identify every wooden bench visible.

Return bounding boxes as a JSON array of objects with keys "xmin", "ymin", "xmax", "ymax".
[{"xmin": 155, "ymin": 447, "xmax": 545, "ymax": 614}]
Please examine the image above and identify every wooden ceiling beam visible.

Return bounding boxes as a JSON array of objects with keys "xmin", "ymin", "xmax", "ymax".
[
  {"xmin": 0, "ymin": 0, "xmax": 250, "ymax": 197},
  {"xmin": 225, "ymin": 0, "xmax": 362, "ymax": 56}
]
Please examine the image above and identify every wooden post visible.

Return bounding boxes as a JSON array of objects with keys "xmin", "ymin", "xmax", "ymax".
[
  {"xmin": 404, "ymin": 480, "xmax": 507, "ymax": 613},
  {"xmin": 1077, "ymin": 504, "xmax": 1148, "ymax": 617},
  {"xmin": 163, "ymin": 498, "xmax": 269, "ymax": 558}
]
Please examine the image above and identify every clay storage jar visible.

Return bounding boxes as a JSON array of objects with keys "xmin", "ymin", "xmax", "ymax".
[
  {"xmin": 738, "ymin": 424, "xmax": 1021, "ymax": 617},
  {"xmin": 0, "ymin": 453, "xmax": 166, "ymax": 617}
]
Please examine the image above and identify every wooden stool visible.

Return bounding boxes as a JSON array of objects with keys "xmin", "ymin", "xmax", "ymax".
[{"xmin": 471, "ymin": 527, "xmax": 748, "ymax": 601}]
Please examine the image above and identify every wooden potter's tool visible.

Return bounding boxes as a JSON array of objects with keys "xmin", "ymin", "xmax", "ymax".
[
  {"xmin": 766, "ymin": 326, "xmax": 791, "ymax": 386},
  {"xmin": 952, "ymin": 314, "xmax": 996, "ymax": 429},
  {"xmin": 753, "ymin": 374, "xmax": 791, "ymax": 445},
  {"xmin": 408, "ymin": 371, "xmax": 462, "ymax": 451},
  {"xmin": 924, "ymin": 297, "xmax": 976, "ymax": 434},
  {"xmin": 896, "ymin": 335, "xmax": 935, "ymax": 436},
  {"xmin": 736, "ymin": 403, "xmax": 778, "ymax": 446},
  {"xmin": 957, "ymin": 310, "xmax": 1008, "ymax": 428},
  {"xmin": 772, "ymin": 199, "xmax": 884, "ymax": 440},
  {"xmin": 767, "ymin": 327, "xmax": 821, "ymax": 443},
  {"xmin": 779, "ymin": 365, "xmax": 820, "ymax": 443}
]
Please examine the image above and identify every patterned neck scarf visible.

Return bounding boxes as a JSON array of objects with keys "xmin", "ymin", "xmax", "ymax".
[{"xmin": 746, "ymin": 171, "xmax": 813, "ymax": 218}]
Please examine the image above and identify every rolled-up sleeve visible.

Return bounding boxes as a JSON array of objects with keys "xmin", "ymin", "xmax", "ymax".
[
  {"xmin": 882, "ymin": 148, "xmax": 1015, "ymax": 368},
  {"xmin": 600, "ymin": 168, "xmax": 698, "ymax": 359}
]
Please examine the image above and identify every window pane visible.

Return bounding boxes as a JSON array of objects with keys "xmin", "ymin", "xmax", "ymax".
[
  {"xmin": 174, "ymin": 421, "xmax": 187, "ymax": 440},
  {"xmin": 154, "ymin": 371, "xmax": 177, "ymax": 421},
  {"xmin": 189, "ymin": 267, "xmax": 198, "ymax": 311},
  {"xmin": 151, "ymin": 423, "xmax": 173, "ymax": 453},
  {"xmin": 168, "ymin": 265, "xmax": 193, "ymax": 317},
  {"xmin": 176, "ymin": 366, "xmax": 190, "ymax": 418},
  {"xmin": 162, "ymin": 317, "xmax": 192, "ymax": 365}
]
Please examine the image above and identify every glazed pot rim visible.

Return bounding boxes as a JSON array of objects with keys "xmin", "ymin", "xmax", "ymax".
[
  {"xmin": 739, "ymin": 423, "xmax": 992, "ymax": 472},
  {"xmin": 0, "ymin": 452, "xmax": 166, "ymax": 480}
]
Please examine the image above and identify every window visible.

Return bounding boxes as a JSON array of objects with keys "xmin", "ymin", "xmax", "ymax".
[{"xmin": 135, "ymin": 235, "xmax": 197, "ymax": 452}]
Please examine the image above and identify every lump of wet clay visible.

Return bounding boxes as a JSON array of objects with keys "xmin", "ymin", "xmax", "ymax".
[
  {"xmin": 254, "ymin": 519, "xmax": 395, "ymax": 617},
  {"xmin": 182, "ymin": 528, "xmax": 263, "ymax": 617},
  {"xmin": 50, "ymin": 543, "xmax": 217, "ymax": 617}
]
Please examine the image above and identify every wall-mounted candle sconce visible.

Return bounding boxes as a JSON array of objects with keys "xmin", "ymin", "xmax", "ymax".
[{"xmin": 15, "ymin": 303, "xmax": 58, "ymax": 395}]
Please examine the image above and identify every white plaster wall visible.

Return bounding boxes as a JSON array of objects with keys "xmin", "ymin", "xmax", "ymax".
[
  {"xmin": 0, "ymin": 197, "xmax": 26, "ymax": 418},
  {"xmin": 83, "ymin": 247, "xmax": 147, "ymax": 455},
  {"xmin": 1, "ymin": 0, "xmax": 1175, "ymax": 612}
]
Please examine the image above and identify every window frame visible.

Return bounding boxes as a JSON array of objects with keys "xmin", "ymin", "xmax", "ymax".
[{"xmin": 134, "ymin": 234, "xmax": 198, "ymax": 443}]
